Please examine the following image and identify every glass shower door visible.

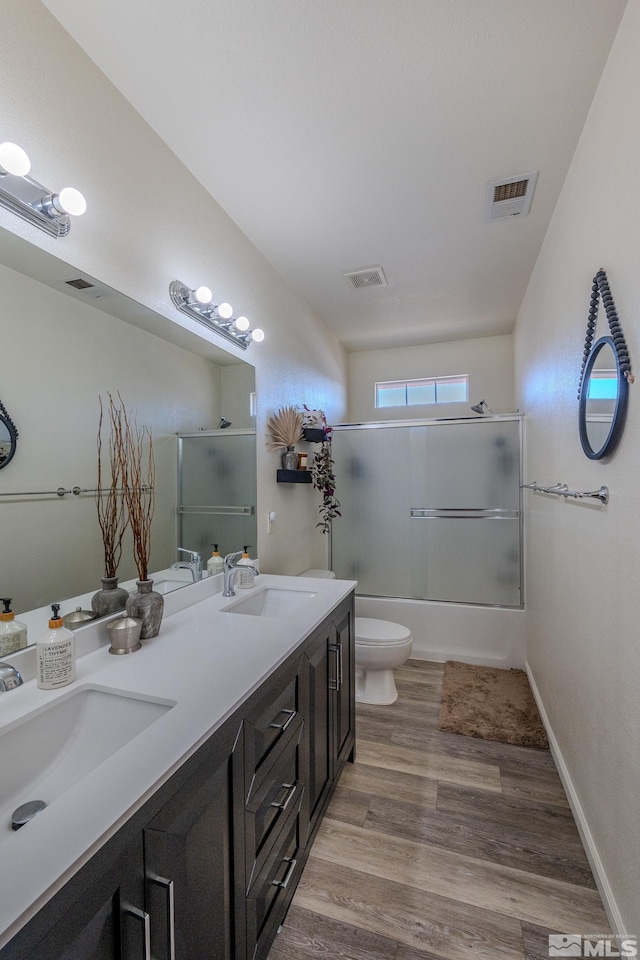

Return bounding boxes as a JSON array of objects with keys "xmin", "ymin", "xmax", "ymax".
[
  {"xmin": 178, "ymin": 430, "xmax": 257, "ymax": 562},
  {"xmin": 331, "ymin": 418, "xmax": 521, "ymax": 607}
]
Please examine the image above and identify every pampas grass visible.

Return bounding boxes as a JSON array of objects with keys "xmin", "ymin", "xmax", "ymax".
[{"xmin": 267, "ymin": 406, "xmax": 303, "ymax": 449}]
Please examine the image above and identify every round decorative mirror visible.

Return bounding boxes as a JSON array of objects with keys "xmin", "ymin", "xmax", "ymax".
[
  {"xmin": 0, "ymin": 400, "xmax": 18, "ymax": 469},
  {"xmin": 578, "ymin": 337, "xmax": 628, "ymax": 460},
  {"xmin": 577, "ymin": 270, "xmax": 633, "ymax": 461}
]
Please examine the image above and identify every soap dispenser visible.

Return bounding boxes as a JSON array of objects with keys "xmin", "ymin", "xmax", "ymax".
[
  {"xmin": 236, "ymin": 546, "xmax": 257, "ymax": 589},
  {"xmin": 37, "ymin": 603, "xmax": 76, "ymax": 690},
  {"xmin": 207, "ymin": 544, "xmax": 224, "ymax": 577},
  {"xmin": 0, "ymin": 598, "xmax": 28, "ymax": 655}
]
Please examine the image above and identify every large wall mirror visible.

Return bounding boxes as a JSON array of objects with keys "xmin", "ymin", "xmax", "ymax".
[{"xmin": 0, "ymin": 226, "xmax": 256, "ymax": 643}]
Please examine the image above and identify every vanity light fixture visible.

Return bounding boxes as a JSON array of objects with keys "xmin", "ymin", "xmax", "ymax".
[
  {"xmin": 169, "ymin": 280, "xmax": 264, "ymax": 350},
  {"xmin": 0, "ymin": 140, "xmax": 86, "ymax": 238}
]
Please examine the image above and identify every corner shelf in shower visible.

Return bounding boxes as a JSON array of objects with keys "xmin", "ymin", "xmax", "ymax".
[{"xmin": 276, "ymin": 469, "xmax": 312, "ymax": 483}]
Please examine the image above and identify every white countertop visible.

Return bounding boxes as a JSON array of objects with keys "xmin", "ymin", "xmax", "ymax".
[{"xmin": 0, "ymin": 573, "xmax": 356, "ymax": 949}]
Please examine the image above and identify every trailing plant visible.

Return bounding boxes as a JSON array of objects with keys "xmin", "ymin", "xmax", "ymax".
[
  {"xmin": 303, "ymin": 406, "xmax": 341, "ymax": 534},
  {"xmin": 96, "ymin": 394, "xmax": 129, "ymax": 579},
  {"xmin": 266, "ymin": 406, "xmax": 303, "ymax": 450}
]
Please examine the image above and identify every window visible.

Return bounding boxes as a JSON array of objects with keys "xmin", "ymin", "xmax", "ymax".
[
  {"xmin": 375, "ymin": 375, "xmax": 468, "ymax": 409},
  {"xmin": 587, "ymin": 369, "xmax": 617, "ymax": 400}
]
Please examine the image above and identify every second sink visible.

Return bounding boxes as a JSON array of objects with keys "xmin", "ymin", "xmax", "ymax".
[{"xmin": 221, "ymin": 586, "xmax": 316, "ymax": 618}]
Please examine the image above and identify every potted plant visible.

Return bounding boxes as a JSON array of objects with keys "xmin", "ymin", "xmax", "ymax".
[
  {"xmin": 92, "ymin": 394, "xmax": 130, "ymax": 617},
  {"xmin": 303, "ymin": 407, "xmax": 341, "ymax": 534},
  {"xmin": 267, "ymin": 406, "xmax": 303, "ymax": 469}
]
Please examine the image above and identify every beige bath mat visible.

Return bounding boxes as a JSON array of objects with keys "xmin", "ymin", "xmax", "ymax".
[{"xmin": 438, "ymin": 660, "xmax": 549, "ymax": 749}]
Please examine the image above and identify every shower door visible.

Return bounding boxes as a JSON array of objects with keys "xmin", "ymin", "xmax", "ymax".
[
  {"xmin": 331, "ymin": 418, "xmax": 521, "ymax": 607},
  {"xmin": 178, "ymin": 430, "xmax": 257, "ymax": 562}
]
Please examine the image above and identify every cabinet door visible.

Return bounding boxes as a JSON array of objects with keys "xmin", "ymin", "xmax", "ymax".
[
  {"xmin": 332, "ymin": 605, "xmax": 355, "ymax": 766},
  {"xmin": 144, "ymin": 721, "xmax": 242, "ymax": 960},
  {"xmin": 300, "ymin": 626, "xmax": 333, "ymax": 842},
  {"xmin": 11, "ymin": 837, "xmax": 146, "ymax": 960}
]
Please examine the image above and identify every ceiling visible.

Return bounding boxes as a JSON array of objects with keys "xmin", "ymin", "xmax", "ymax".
[{"xmin": 42, "ymin": 0, "xmax": 626, "ymax": 352}]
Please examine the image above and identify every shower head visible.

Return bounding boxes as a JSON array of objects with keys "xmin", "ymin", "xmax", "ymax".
[
  {"xmin": 218, "ymin": 417, "xmax": 232, "ymax": 429},
  {"xmin": 470, "ymin": 399, "xmax": 495, "ymax": 416}
]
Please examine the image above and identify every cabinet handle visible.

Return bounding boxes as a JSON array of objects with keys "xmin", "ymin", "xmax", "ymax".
[
  {"xmin": 149, "ymin": 875, "xmax": 176, "ymax": 960},
  {"xmin": 329, "ymin": 644, "xmax": 340, "ymax": 690},
  {"xmin": 337, "ymin": 639, "xmax": 343, "ymax": 690},
  {"xmin": 272, "ymin": 856, "xmax": 298, "ymax": 890},
  {"xmin": 270, "ymin": 782, "xmax": 297, "ymax": 812},
  {"xmin": 123, "ymin": 903, "xmax": 151, "ymax": 960},
  {"xmin": 269, "ymin": 708, "xmax": 296, "ymax": 732}
]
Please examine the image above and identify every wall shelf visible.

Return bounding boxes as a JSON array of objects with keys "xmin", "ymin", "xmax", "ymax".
[{"xmin": 277, "ymin": 469, "xmax": 312, "ymax": 484}]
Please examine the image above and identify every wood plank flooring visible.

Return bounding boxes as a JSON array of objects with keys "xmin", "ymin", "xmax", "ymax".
[{"xmin": 267, "ymin": 659, "xmax": 609, "ymax": 960}]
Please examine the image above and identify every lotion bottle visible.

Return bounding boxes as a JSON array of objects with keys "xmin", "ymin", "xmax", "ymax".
[
  {"xmin": 207, "ymin": 544, "xmax": 224, "ymax": 577},
  {"xmin": 0, "ymin": 598, "xmax": 28, "ymax": 655},
  {"xmin": 236, "ymin": 546, "xmax": 257, "ymax": 589},
  {"xmin": 37, "ymin": 603, "xmax": 76, "ymax": 690}
]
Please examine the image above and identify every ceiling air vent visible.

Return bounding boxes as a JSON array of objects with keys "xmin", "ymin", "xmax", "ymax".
[
  {"xmin": 343, "ymin": 265, "xmax": 388, "ymax": 290},
  {"xmin": 485, "ymin": 172, "xmax": 538, "ymax": 222},
  {"xmin": 61, "ymin": 277, "xmax": 115, "ymax": 300}
]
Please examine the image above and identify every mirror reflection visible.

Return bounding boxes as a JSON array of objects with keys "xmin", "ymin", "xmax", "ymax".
[
  {"xmin": 0, "ymin": 408, "xmax": 17, "ymax": 469},
  {"xmin": 578, "ymin": 336, "xmax": 627, "ymax": 460},
  {"xmin": 0, "ymin": 227, "xmax": 256, "ymax": 646}
]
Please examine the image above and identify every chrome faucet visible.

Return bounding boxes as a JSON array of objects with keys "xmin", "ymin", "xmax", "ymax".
[
  {"xmin": 0, "ymin": 661, "xmax": 23, "ymax": 693},
  {"xmin": 223, "ymin": 551, "xmax": 259, "ymax": 597},
  {"xmin": 170, "ymin": 548, "xmax": 203, "ymax": 582}
]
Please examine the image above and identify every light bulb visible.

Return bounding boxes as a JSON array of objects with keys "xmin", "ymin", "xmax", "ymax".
[
  {"xmin": 251, "ymin": 328, "xmax": 265, "ymax": 342},
  {"xmin": 57, "ymin": 187, "xmax": 87, "ymax": 216},
  {"xmin": 216, "ymin": 302, "xmax": 233, "ymax": 320},
  {"xmin": 0, "ymin": 141, "xmax": 31, "ymax": 177},
  {"xmin": 235, "ymin": 315, "xmax": 250, "ymax": 331},
  {"xmin": 194, "ymin": 286, "xmax": 212, "ymax": 304}
]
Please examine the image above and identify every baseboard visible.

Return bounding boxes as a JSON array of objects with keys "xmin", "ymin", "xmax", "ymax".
[{"xmin": 525, "ymin": 662, "xmax": 626, "ymax": 935}]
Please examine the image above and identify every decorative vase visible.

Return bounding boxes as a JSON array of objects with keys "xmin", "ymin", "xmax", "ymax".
[
  {"xmin": 91, "ymin": 576, "xmax": 130, "ymax": 618},
  {"xmin": 125, "ymin": 579, "xmax": 164, "ymax": 639},
  {"xmin": 281, "ymin": 446, "xmax": 299, "ymax": 470}
]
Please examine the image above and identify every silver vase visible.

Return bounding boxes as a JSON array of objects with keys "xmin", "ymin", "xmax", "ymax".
[
  {"xmin": 91, "ymin": 576, "xmax": 129, "ymax": 618},
  {"xmin": 125, "ymin": 579, "xmax": 164, "ymax": 639},
  {"xmin": 281, "ymin": 446, "xmax": 298, "ymax": 470}
]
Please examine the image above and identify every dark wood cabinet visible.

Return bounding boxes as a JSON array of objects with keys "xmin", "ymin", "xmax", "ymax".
[{"xmin": 0, "ymin": 592, "xmax": 354, "ymax": 960}]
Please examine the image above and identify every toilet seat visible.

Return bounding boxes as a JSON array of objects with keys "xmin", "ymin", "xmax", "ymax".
[{"xmin": 356, "ymin": 617, "xmax": 411, "ymax": 645}]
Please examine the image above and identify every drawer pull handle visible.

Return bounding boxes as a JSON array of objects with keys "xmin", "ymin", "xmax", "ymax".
[
  {"xmin": 123, "ymin": 904, "xmax": 151, "ymax": 960},
  {"xmin": 272, "ymin": 856, "xmax": 298, "ymax": 890},
  {"xmin": 269, "ymin": 708, "xmax": 296, "ymax": 732},
  {"xmin": 329, "ymin": 644, "xmax": 340, "ymax": 691},
  {"xmin": 270, "ymin": 782, "xmax": 296, "ymax": 812},
  {"xmin": 149, "ymin": 874, "xmax": 176, "ymax": 960}
]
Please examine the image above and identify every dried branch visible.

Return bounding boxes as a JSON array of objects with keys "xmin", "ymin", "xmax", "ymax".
[
  {"xmin": 96, "ymin": 394, "xmax": 129, "ymax": 578},
  {"xmin": 108, "ymin": 395, "xmax": 156, "ymax": 582},
  {"xmin": 266, "ymin": 406, "xmax": 303, "ymax": 449}
]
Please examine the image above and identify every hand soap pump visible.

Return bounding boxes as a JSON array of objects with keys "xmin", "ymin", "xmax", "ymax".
[
  {"xmin": 37, "ymin": 603, "xmax": 76, "ymax": 690},
  {"xmin": 207, "ymin": 544, "xmax": 224, "ymax": 577},
  {"xmin": 0, "ymin": 598, "xmax": 28, "ymax": 655},
  {"xmin": 236, "ymin": 546, "xmax": 257, "ymax": 589}
]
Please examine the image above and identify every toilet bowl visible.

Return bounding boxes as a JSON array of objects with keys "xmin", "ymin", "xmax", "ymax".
[{"xmin": 355, "ymin": 617, "xmax": 412, "ymax": 705}]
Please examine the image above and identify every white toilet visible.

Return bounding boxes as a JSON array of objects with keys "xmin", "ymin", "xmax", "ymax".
[{"xmin": 355, "ymin": 617, "xmax": 412, "ymax": 705}]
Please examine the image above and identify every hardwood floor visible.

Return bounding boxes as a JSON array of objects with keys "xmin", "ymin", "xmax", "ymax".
[{"xmin": 267, "ymin": 659, "xmax": 609, "ymax": 960}]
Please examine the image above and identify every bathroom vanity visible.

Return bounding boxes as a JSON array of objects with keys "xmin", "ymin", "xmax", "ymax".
[{"xmin": 0, "ymin": 574, "xmax": 356, "ymax": 960}]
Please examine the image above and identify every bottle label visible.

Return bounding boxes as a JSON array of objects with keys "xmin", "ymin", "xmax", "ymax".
[
  {"xmin": 38, "ymin": 638, "xmax": 75, "ymax": 688},
  {"xmin": 0, "ymin": 632, "xmax": 24, "ymax": 656}
]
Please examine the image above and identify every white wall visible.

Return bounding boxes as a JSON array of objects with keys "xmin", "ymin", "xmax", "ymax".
[
  {"xmin": 514, "ymin": 0, "xmax": 640, "ymax": 933},
  {"xmin": 0, "ymin": 0, "xmax": 347, "ymax": 580},
  {"xmin": 348, "ymin": 334, "xmax": 514, "ymax": 423}
]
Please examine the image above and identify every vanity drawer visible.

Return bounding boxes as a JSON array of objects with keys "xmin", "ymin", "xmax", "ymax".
[
  {"xmin": 245, "ymin": 722, "xmax": 302, "ymax": 888},
  {"xmin": 243, "ymin": 658, "xmax": 303, "ymax": 777},
  {"xmin": 246, "ymin": 803, "xmax": 304, "ymax": 960}
]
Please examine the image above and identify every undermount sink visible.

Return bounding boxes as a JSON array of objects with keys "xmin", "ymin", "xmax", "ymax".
[
  {"xmin": 153, "ymin": 577, "xmax": 192, "ymax": 595},
  {"xmin": 0, "ymin": 686, "xmax": 174, "ymax": 840},
  {"xmin": 221, "ymin": 586, "xmax": 317, "ymax": 618}
]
